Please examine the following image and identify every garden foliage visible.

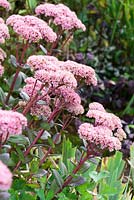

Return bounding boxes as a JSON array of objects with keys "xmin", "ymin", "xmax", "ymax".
[{"xmin": 0, "ymin": 0, "xmax": 133, "ymax": 199}]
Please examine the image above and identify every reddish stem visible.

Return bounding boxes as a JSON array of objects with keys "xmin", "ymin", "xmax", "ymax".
[
  {"xmin": 39, "ymin": 115, "xmax": 72, "ymax": 166},
  {"xmin": 60, "ymin": 31, "xmax": 73, "ymax": 50},
  {"xmin": 55, "ymin": 153, "xmax": 89, "ymax": 195},
  {"xmin": 13, "ymin": 106, "xmax": 61, "ymax": 171},
  {"xmin": 13, "ymin": 129, "xmax": 44, "ymax": 172}
]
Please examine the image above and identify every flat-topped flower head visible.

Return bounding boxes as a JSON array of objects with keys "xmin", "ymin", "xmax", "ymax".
[
  {"xmin": 78, "ymin": 123, "xmax": 121, "ymax": 152},
  {"xmin": 78, "ymin": 102, "xmax": 126, "ymax": 152},
  {"xmin": 35, "ymin": 3, "xmax": 86, "ymax": 31},
  {"xmin": 0, "ymin": 0, "xmax": 11, "ymax": 10},
  {"xmin": 89, "ymin": 102, "xmax": 106, "ymax": 112},
  {"xmin": 86, "ymin": 104, "xmax": 122, "ymax": 131},
  {"xmin": 0, "ymin": 160, "xmax": 12, "ymax": 190},
  {"xmin": 0, "ymin": 20, "xmax": 10, "ymax": 43},
  {"xmin": 27, "ymin": 55, "xmax": 60, "ymax": 71},
  {"xmin": 6, "ymin": 15, "xmax": 57, "ymax": 43},
  {"xmin": 35, "ymin": 69, "xmax": 77, "ymax": 88},
  {"xmin": 60, "ymin": 60, "xmax": 97, "ymax": 86},
  {"xmin": 0, "ymin": 110, "xmax": 27, "ymax": 142}
]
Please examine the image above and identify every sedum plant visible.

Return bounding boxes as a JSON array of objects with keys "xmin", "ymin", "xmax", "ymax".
[{"xmin": 0, "ymin": 0, "xmax": 127, "ymax": 199}]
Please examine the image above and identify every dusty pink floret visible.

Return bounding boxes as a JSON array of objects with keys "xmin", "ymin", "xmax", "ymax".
[
  {"xmin": 30, "ymin": 104, "xmax": 51, "ymax": 117},
  {"xmin": 6, "ymin": 15, "xmax": 57, "ymax": 43},
  {"xmin": 55, "ymin": 86, "xmax": 84, "ymax": 115},
  {"xmin": 35, "ymin": 3, "xmax": 58, "ymax": 17},
  {"xmin": 27, "ymin": 55, "xmax": 60, "ymax": 71},
  {"xmin": 0, "ymin": 0, "xmax": 11, "ymax": 10},
  {"xmin": 35, "ymin": 69, "xmax": 77, "ymax": 88},
  {"xmin": 89, "ymin": 102, "xmax": 106, "ymax": 112},
  {"xmin": 86, "ymin": 109, "xmax": 122, "ymax": 131},
  {"xmin": 0, "ymin": 21, "xmax": 10, "ymax": 43},
  {"xmin": 114, "ymin": 128, "xmax": 126, "ymax": 141},
  {"xmin": 78, "ymin": 123, "xmax": 121, "ymax": 151},
  {"xmin": 27, "ymin": 55, "xmax": 97, "ymax": 86},
  {"xmin": 0, "ymin": 17, "xmax": 4, "ymax": 24},
  {"xmin": 0, "ymin": 160, "xmax": 12, "ymax": 190},
  {"xmin": 60, "ymin": 60, "xmax": 97, "ymax": 86},
  {"xmin": 0, "ymin": 110, "xmax": 27, "ymax": 142},
  {"xmin": 35, "ymin": 3, "xmax": 86, "ymax": 31}
]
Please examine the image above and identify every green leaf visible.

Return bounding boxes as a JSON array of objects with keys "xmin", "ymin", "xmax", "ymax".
[
  {"xmin": 59, "ymin": 160, "xmax": 68, "ymax": 176},
  {"xmin": 30, "ymin": 160, "xmax": 39, "ymax": 173},
  {"xmin": 79, "ymin": 161, "xmax": 90, "ymax": 174},
  {"xmin": 0, "ymin": 153, "xmax": 10, "ymax": 164},
  {"xmin": 130, "ymin": 145, "xmax": 134, "ymax": 190},
  {"xmin": 35, "ymin": 189, "xmax": 45, "ymax": 200},
  {"xmin": 40, "ymin": 45, "xmax": 48, "ymax": 54},
  {"xmin": 100, "ymin": 184, "xmax": 118, "ymax": 195},
  {"xmin": 7, "ymin": 72, "xmax": 27, "ymax": 91},
  {"xmin": 19, "ymin": 193, "xmax": 37, "ymax": 200},
  {"xmin": 40, "ymin": 122, "xmax": 51, "ymax": 131},
  {"xmin": 10, "ymin": 55, "xmax": 18, "ymax": 67},
  {"xmin": 46, "ymin": 190, "xmax": 54, "ymax": 200},
  {"xmin": 15, "ymin": 146, "xmax": 25, "ymax": 162},
  {"xmin": 62, "ymin": 137, "xmax": 76, "ymax": 171},
  {"xmin": 8, "ymin": 135, "xmax": 30, "ymax": 146},
  {"xmin": 70, "ymin": 175, "xmax": 85, "ymax": 187},
  {"xmin": 26, "ymin": 0, "xmax": 37, "ymax": 10},
  {"xmin": 75, "ymin": 149, "xmax": 82, "ymax": 162},
  {"xmin": 9, "ymin": 190, "xmax": 19, "ymax": 200},
  {"xmin": 52, "ymin": 169, "xmax": 64, "ymax": 189},
  {"xmin": 0, "ymin": 87, "xmax": 6, "ymax": 104},
  {"xmin": 40, "ymin": 131, "xmax": 51, "ymax": 140},
  {"xmin": 33, "ymin": 169, "xmax": 47, "ymax": 178},
  {"xmin": 20, "ymin": 91, "xmax": 30, "ymax": 101},
  {"xmin": 89, "ymin": 171, "xmax": 109, "ymax": 182}
]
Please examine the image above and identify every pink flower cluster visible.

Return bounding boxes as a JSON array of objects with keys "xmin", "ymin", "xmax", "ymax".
[
  {"xmin": 0, "ymin": 0, "xmax": 11, "ymax": 10},
  {"xmin": 0, "ymin": 18, "xmax": 10, "ymax": 44},
  {"xmin": 0, "ymin": 110, "xmax": 27, "ymax": 142},
  {"xmin": 0, "ymin": 160, "xmax": 12, "ymax": 190},
  {"xmin": 30, "ymin": 104, "xmax": 51, "ymax": 117},
  {"xmin": 86, "ymin": 104, "xmax": 122, "ymax": 130},
  {"xmin": 27, "ymin": 55, "xmax": 59, "ymax": 71},
  {"xmin": 55, "ymin": 86, "xmax": 84, "ymax": 115},
  {"xmin": 60, "ymin": 60, "xmax": 97, "ymax": 86},
  {"xmin": 0, "ymin": 48, "xmax": 6, "ymax": 76},
  {"xmin": 23, "ymin": 54, "xmax": 98, "ymax": 116},
  {"xmin": 35, "ymin": 69, "xmax": 77, "ymax": 89},
  {"xmin": 6, "ymin": 15, "xmax": 57, "ymax": 43},
  {"xmin": 78, "ymin": 102, "xmax": 126, "ymax": 151},
  {"xmin": 27, "ymin": 55, "xmax": 97, "ymax": 86},
  {"xmin": 35, "ymin": 3, "xmax": 86, "ymax": 31}
]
